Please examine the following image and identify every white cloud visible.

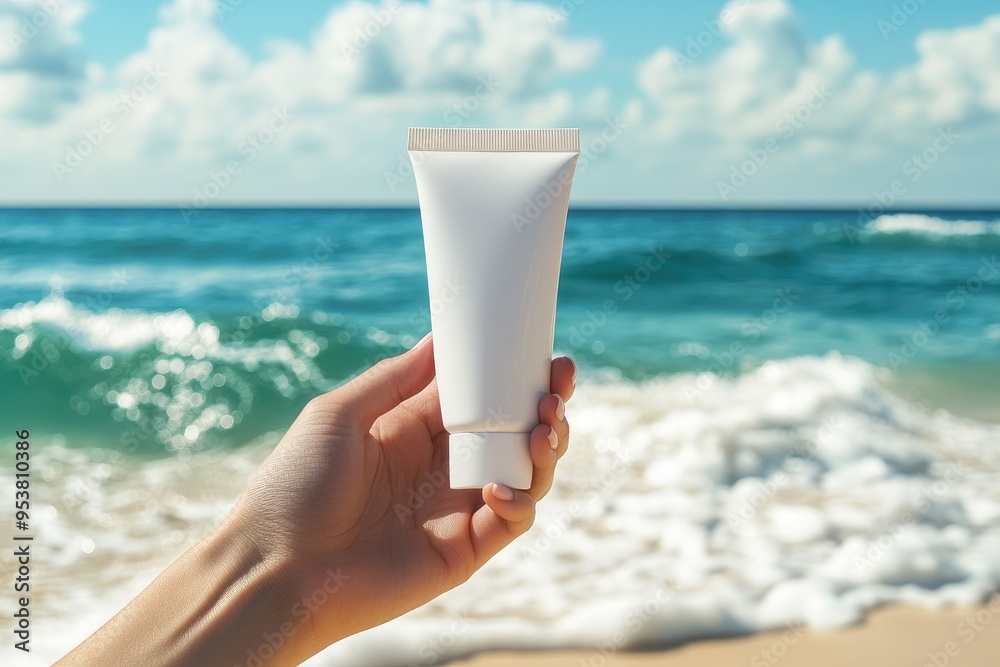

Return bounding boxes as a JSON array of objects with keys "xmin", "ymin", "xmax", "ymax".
[
  {"xmin": 638, "ymin": 0, "xmax": 864, "ymax": 146},
  {"xmin": 0, "ymin": 0, "xmax": 997, "ymax": 204},
  {"xmin": 886, "ymin": 15, "xmax": 1000, "ymax": 127},
  {"xmin": 636, "ymin": 0, "xmax": 1000, "ymax": 151},
  {"xmin": 0, "ymin": 0, "xmax": 94, "ymax": 120},
  {"xmin": 630, "ymin": 0, "xmax": 1000, "ymax": 202},
  {"xmin": 0, "ymin": 0, "xmax": 605, "ymax": 202},
  {"xmin": 317, "ymin": 0, "xmax": 600, "ymax": 98}
]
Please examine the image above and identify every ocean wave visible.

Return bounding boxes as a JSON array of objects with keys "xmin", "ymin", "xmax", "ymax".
[
  {"xmin": 0, "ymin": 295, "xmax": 352, "ymax": 451},
  {"xmin": 866, "ymin": 214, "xmax": 1000, "ymax": 239},
  {"xmin": 0, "ymin": 293, "xmax": 301, "ymax": 356},
  {"xmin": 0, "ymin": 435, "xmax": 276, "ymax": 664},
  {"xmin": 10, "ymin": 354, "xmax": 1000, "ymax": 665},
  {"xmin": 323, "ymin": 354, "xmax": 1000, "ymax": 665}
]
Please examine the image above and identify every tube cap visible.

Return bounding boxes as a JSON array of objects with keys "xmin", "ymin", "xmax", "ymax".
[{"xmin": 449, "ymin": 432, "xmax": 532, "ymax": 490}]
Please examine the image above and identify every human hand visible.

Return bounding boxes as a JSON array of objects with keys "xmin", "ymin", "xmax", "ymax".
[{"xmin": 228, "ymin": 334, "xmax": 576, "ymax": 662}]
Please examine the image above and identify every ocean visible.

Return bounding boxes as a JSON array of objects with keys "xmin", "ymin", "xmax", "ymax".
[{"xmin": 1, "ymin": 208, "xmax": 999, "ymax": 665}]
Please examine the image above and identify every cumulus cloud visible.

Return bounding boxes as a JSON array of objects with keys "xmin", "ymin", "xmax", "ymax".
[
  {"xmin": 638, "ymin": 0, "xmax": 867, "ymax": 148},
  {"xmin": 0, "ymin": 0, "xmax": 997, "ymax": 203},
  {"xmin": 626, "ymin": 0, "xmax": 1000, "ymax": 202},
  {"xmin": 3, "ymin": 0, "xmax": 600, "ymax": 125},
  {"xmin": 0, "ymin": 0, "xmax": 94, "ymax": 120},
  {"xmin": 886, "ymin": 16, "xmax": 1000, "ymax": 128},
  {"xmin": 0, "ymin": 0, "xmax": 607, "ymax": 201},
  {"xmin": 320, "ymin": 0, "xmax": 600, "ymax": 98},
  {"xmin": 636, "ymin": 0, "xmax": 1000, "ymax": 152}
]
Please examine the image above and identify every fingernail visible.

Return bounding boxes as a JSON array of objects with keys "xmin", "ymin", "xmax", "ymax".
[
  {"xmin": 547, "ymin": 427, "xmax": 558, "ymax": 450},
  {"xmin": 555, "ymin": 396, "xmax": 566, "ymax": 421},
  {"xmin": 492, "ymin": 483, "xmax": 515, "ymax": 501}
]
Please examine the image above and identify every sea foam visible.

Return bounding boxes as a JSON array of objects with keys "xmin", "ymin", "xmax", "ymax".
[
  {"xmin": 867, "ymin": 214, "xmax": 1000, "ymax": 239},
  {"xmin": 316, "ymin": 355, "xmax": 1000, "ymax": 665},
  {"xmin": 8, "ymin": 354, "xmax": 1000, "ymax": 666}
]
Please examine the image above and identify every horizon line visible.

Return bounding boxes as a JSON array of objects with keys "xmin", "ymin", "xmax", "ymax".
[{"xmin": 2, "ymin": 202, "xmax": 1000, "ymax": 212}]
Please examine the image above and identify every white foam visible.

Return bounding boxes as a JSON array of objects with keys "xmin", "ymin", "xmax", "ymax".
[
  {"xmin": 867, "ymin": 213, "xmax": 1000, "ymax": 238},
  {"xmin": 1, "ymin": 295, "xmax": 333, "ymax": 448},
  {"xmin": 312, "ymin": 354, "xmax": 1000, "ymax": 665},
  {"xmin": 9, "ymin": 354, "xmax": 1000, "ymax": 665},
  {"xmin": 0, "ymin": 293, "xmax": 301, "ymax": 359},
  {"xmin": 0, "ymin": 435, "xmax": 278, "ymax": 665}
]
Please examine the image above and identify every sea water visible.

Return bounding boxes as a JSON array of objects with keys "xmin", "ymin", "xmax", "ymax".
[{"xmin": 1, "ymin": 208, "xmax": 998, "ymax": 665}]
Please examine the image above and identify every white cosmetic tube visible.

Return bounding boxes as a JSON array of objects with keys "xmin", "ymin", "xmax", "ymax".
[{"xmin": 408, "ymin": 128, "xmax": 580, "ymax": 489}]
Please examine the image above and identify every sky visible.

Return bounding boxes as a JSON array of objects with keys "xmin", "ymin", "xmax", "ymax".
[{"xmin": 0, "ymin": 0, "xmax": 997, "ymax": 206}]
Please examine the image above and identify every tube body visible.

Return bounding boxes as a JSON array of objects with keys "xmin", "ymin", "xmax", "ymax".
[{"xmin": 408, "ymin": 128, "xmax": 579, "ymax": 489}]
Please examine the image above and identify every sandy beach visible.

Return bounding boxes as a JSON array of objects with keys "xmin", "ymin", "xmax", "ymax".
[{"xmin": 448, "ymin": 604, "xmax": 1000, "ymax": 667}]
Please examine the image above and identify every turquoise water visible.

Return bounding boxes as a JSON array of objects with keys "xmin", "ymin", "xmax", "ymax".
[
  {"xmin": 2, "ymin": 207, "xmax": 998, "ymax": 455},
  {"xmin": 3, "ymin": 208, "xmax": 1000, "ymax": 665}
]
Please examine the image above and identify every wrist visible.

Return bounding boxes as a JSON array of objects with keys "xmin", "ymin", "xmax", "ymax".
[
  {"xmin": 218, "ymin": 506, "xmax": 357, "ymax": 663},
  {"xmin": 57, "ymin": 511, "xmax": 317, "ymax": 667},
  {"xmin": 198, "ymin": 512, "xmax": 317, "ymax": 666}
]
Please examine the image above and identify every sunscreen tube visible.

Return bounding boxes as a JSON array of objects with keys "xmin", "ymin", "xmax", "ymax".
[{"xmin": 408, "ymin": 128, "xmax": 579, "ymax": 489}]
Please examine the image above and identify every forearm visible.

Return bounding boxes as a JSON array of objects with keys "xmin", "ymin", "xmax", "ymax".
[{"xmin": 57, "ymin": 515, "xmax": 315, "ymax": 667}]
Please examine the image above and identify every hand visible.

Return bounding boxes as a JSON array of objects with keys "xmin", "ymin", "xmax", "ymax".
[
  {"xmin": 57, "ymin": 335, "xmax": 575, "ymax": 667},
  {"xmin": 230, "ymin": 334, "xmax": 576, "ymax": 662}
]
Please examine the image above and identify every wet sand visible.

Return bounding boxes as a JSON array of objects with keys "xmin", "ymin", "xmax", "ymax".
[{"xmin": 447, "ymin": 603, "xmax": 1000, "ymax": 667}]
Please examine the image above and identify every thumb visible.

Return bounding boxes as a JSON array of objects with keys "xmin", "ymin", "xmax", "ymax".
[{"xmin": 332, "ymin": 333, "xmax": 435, "ymax": 431}]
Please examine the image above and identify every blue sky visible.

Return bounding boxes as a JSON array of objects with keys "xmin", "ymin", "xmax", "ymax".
[
  {"xmin": 1, "ymin": 0, "xmax": 998, "ymax": 205},
  {"xmin": 78, "ymin": 1, "xmax": 993, "ymax": 76}
]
